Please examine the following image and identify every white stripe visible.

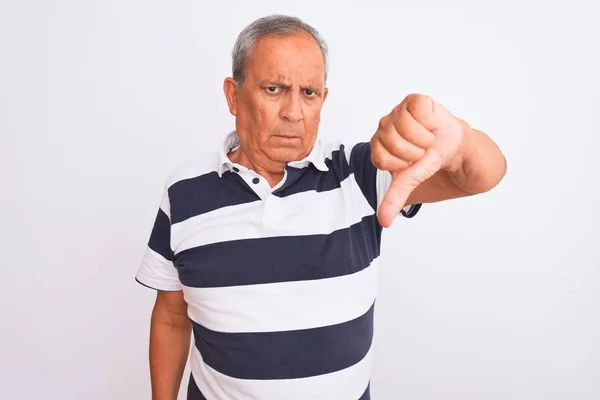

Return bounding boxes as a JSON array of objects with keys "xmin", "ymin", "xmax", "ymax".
[
  {"xmin": 184, "ymin": 259, "xmax": 378, "ymax": 333},
  {"xmin": 171, "ymin": 174, "xmax": 375, "ymax": 254},
  {"xmin": 376, "ymin": 168, "xmax": 392, "ymax": 213},
  {"xmin": 165, "ymin": 153, "xmax": 220, "ymax": 189},
  {"xmin": 189, "ymin": 344, "xmax": 372, "ymax": 400},
  {"xmin": 136, "ymin": 247, "xmax": 181, "ymax": 291}
]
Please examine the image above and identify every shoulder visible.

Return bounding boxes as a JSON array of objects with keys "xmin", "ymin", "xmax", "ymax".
[{"xmin": 163, "ymin": 150, "xmax": 221, "ymax": 191}]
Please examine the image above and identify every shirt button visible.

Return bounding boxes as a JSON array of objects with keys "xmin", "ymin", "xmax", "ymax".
[
  {"xmin": 252, "ymin": 177, "xmax": 260, "ymax": 184},
  {"xmin": 233, "ymin": 167, "xmax": 239, "ymax": 172}
]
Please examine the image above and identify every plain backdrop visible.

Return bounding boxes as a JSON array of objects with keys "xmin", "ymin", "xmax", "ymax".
[{"xmin": 1, "ymin": 0, "xmax": 599, "ymax": 399}]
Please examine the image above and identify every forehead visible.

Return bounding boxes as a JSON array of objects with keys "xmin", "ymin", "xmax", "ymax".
[{"xmin": 246, "ymin": 34, "xmax": 325, "ymax": 84}]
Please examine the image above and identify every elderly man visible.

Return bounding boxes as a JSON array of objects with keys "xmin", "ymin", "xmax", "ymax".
[{"xmin": 135, "ymin": 14, "xmax": 506, "ymax": 400}]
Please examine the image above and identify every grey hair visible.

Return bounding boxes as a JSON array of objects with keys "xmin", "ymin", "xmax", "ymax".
[{"xmin": 231, "ymin": 14, "xmax": 329, "ymax": 88}]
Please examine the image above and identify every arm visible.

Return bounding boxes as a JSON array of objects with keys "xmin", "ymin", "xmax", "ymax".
[
  {"xmin": 405, "ymin": 120, "xmax": 507, "ymax": 205},
  {"xmin": 370, "ymin": 93, "xmax": 507, "ymax": 227},
  {"xmin": 149, "ymin": 290, "xmax": 192, "ymax": 400}
]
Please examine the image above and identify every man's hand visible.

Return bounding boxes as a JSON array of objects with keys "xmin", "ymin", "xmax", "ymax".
[{"xmin": 370, "ymin": 94, "xmax": 466, "ymax": 228}]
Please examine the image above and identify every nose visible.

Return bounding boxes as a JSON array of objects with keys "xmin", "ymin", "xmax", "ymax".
[{"xmin": 280, "ymin": 91, "xmax": 303, "ymax": 123}]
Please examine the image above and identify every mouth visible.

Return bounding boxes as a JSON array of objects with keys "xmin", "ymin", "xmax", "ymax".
[{"xmin": 272, "ymin": 135, "xmax": 301, "ymax": 140}]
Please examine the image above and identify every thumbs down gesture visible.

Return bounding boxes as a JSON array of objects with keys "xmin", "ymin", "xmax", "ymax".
[{"xmin": 370, "ymin": 94, "xmax": 466, "ymax": 227}]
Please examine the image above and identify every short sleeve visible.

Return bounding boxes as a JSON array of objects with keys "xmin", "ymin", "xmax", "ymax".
[
  {"xmin": 135, "ymin": 186, "xmax": 182, "ymax": 291},
  {"xmin": 346, "ymin": 142, "xmax": 422, "ymax": 219}
]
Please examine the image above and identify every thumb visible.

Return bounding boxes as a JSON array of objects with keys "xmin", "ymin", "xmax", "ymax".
[{"xmin": 378, "ymin": 147, "xmax": 444, "ymax": 227}]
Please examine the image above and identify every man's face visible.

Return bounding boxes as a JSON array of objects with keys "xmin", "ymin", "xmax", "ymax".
[{"xmin": 224, "ymin": 33, "xmax": 328, "ymax": 170}]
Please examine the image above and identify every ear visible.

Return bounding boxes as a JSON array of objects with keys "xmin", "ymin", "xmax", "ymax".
[
  {"xmin": 223, "ymin": 77, "xmax": 239, "ymax": 116},
  {"xmin": 322, "ymin": 87, "xmax": 329, "ymax": 103}
]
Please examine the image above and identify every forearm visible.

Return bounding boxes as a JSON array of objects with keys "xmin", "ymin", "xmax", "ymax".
[
  {"xmin": 445, "ymin": 120, "xmax": 507, "ymax": 194},
  {"xmin": 149, "ymin": 307, "xmax": 192, "ymax": 400}
]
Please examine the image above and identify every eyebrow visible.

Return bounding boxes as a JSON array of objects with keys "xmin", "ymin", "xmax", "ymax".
[{"xmin": 258, "ymin": 78, "xmax": 324, "ymax": 91}]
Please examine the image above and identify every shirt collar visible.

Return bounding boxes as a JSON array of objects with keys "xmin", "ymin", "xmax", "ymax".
[{"xmin": 217, "ymin": 130, "xmax": 329, "ymax": 177}]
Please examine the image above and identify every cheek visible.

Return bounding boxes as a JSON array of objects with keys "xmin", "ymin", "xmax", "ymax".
[
  {"xmin": 239, "ymin": 102, "xmax": 268, "ymax": 136},
  {"xmin": 258, "ymin": 105, "xmax": 284, "ymax": 133},
  {"xmin": 304, "ymin": 105, "xmax": 322, "ymax": 128},
  {"xmin": 249, "ymin": 99, "xmax": 276, "ymax": 124}
]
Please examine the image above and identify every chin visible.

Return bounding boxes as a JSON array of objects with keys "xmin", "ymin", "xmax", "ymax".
[{"xmin": 267, "ymin": 147, "xmax": 307, "ymax": 163}]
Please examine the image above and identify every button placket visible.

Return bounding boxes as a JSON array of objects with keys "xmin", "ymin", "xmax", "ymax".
[{"xmin": 243, "ymin": 173, "xmax": 269, "ymax": 199}]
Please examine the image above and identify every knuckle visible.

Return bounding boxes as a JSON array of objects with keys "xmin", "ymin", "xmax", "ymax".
[
  {"xmin": 407, "ymin": 94, "xmax": 432, "ymax": 116},
  {"xmin": 377, "ymin": 115, "xmax": 390, "ymax": 131}
]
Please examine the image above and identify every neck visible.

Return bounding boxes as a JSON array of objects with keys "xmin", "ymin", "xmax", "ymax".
[{"xmin": 228, "ymin": 147, "xmax": 285, "ymax": 188}]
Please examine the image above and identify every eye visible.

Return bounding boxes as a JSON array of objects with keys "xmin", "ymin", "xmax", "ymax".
[
  {"xmin": 265, "ymin": 86, "xmax": 280, "ymax": 94},
  {"xmin": 304, "ymin": 89, "xmax": 317, "ymax": 97}
]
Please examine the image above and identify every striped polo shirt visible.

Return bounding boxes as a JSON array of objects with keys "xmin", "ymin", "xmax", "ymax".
[{"xmin": 135, "ymin": 130, "xmax": 420, "ymax": 400}]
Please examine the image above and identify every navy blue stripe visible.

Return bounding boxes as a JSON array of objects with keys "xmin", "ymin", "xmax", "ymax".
[
  {"xmin": 148, "ymin": 208, "xmax": 173, "ymax": 261},
  {"xmin": 175, "ymin": 214, "xmax": 381, "ymax": 288},
  {"xmin": 349, "ymin": 142, "xmax": 379, "ymax": 212},
  {"xmin": 168, "ymin": 171, "xmax": 260, "ymax": 224},
  {"xmin": 359, "ymin": 382, "xmax": 371, "ymax": 400},
  {"xmin": 187, "ymin": 373, "xmax": 207, "ymax": 400},
  {"xmin": 167, "ymin": 145, "xmax": 381, "ymax": 225},
  {"xmin": 187, "ymin": 372, "xmax": 368, "ymax": 400},
  {"xmin": 272, "ymin": 149, "xmax": 350, "ymax": 197},
  {"xmin": 191, "ymin": 303, "xmax": 374, "ymax": 380}
]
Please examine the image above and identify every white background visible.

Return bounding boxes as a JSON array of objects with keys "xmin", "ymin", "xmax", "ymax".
[{"xmin": 1, "ymin": 0, "xmax": 599, "ymax": 399}]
